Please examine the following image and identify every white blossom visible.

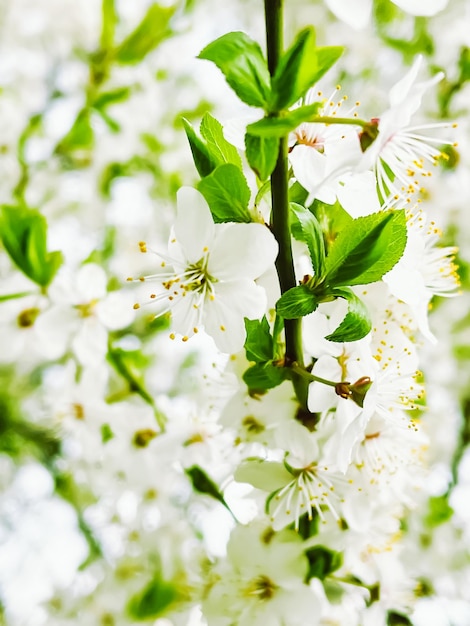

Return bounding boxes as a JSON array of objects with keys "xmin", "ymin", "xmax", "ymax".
[{"xmin": 133, "ymin": 187, "xmax": 278, "ymax": 354}]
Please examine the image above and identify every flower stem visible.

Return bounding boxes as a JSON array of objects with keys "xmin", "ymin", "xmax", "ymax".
[
  {"xmin": 264, "ymin": 0, "xmax": 309, "ymax": 410},
  {"xmin": 290, "ymin": 362, "xmax": 339, "ymax": 388},
  {"xmin": 308, "ymin": 116, "xmax": 370, "ymax": 127}
]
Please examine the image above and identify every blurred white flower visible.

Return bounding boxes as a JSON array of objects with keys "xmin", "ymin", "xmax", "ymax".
[
  {"xmin": 35, "ymin": 263, "xmax": 135, "ymax": 365},
  {"xmin": 325, "ymin": 0, "xmax": 449, "ymax": 30}
]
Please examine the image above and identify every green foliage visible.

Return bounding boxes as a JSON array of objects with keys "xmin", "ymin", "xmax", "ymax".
[
  {"xmin": 436, "ymin": 46, "xmax": 470, "ymax": 117},
  {"xmin": 115, "ymin": 4, "xmax": 175, "ymax": 65},
  {"xmin": 93, "ymin": 86, "xmax": 132, "ymax": 111},
  {"xmin": 313, "ymin": 199, "xmax": 353, "ymax": 252},
  {"xmin": 183, "ymin": 117, "xmax": 225, "ymax": 178},
  {"xmin": 277, "ymin": 35, "xmax": 342, "ymax": 111},
  {"xmin": 100, "ymin": 0, "xmax": 117, "ymax": 50},
  {"xmin": 127, "ymin": 573, "xmax": 180, "ymax": 620},
  {"xmin": 55, "ymin": 109, "xmax": 94, "ymax": 158},
  {"xmin": 325, "ymin": 288, "xmax": 372, "ymax": 342},
  {"xmin": 387, "ymin": 611, "xmax": 413, "ymax": 626},
  {"xmin": 185, "ymin": 465, "xmax": 233, "ymax": 514},
  {"xmin": 425, "ymin": 495, "xmax": 454, "ymax": 528},
  {"xmin": 100, "ymin": 423, "xmax": 114, "ymax": 444},
  {"xmin": 245, "ymin": 133, "xmax": 279, "ymax": 181},
  {"xmin": 244, "ymin": 317, "xmax": 274, "ymax": 363},
  {"xmin": 197, "ymin": 163, "xmax": 252, "ymax": 223},
  {"xmin": 305, "ymin": 545, "xmax": 343, "ymax": 582},
  {"xmin": 290, "ymin": 203, "xmax": 326, "ymax": 278},
  {"xmin": 276, "ymin": 285, "xmax": 319, "ymax": 319},
  {"xmin": 183, "ymin": 114, "xmax": 242, "ymax": 180},
  {"xmin": 200, "ymin": 113, "xmax": 243, "ymax": 169},
  {"xmin": 269, "ymin": 27, "xmax": 343, "ymax": 111},
  {"xmin": 0, "ymin": 205, "xmax": 63, "ymax": 288},
  {"xmin": 198, "ymin": 32, "xmax": 271, "ymax": 108},
  {"xmin": 243, "ymin": 362, "xmax": 288, "ymax": 391},
  {"xmin": 0, "ymin": 291, "xmax": 33, "ymax": 302},
  {"xmin": 379, "ymin": 17, "xmax": 434, "ymax": 62},
  {"xmin": 323, "ymin": 210, "xmax": 407, "ymax": 287},
  {"xmin": 246, "ymin": 103, "xmax": 322, "ymax": 137},
  {"xmin": 0, "ymin": 371, "xmax": 61, "ymax": 463}
]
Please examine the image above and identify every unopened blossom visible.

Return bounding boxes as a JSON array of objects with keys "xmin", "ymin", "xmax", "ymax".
[
  {"xmin": 324, "ymin": 0, "xmax": 449, "ymax": 30},
  {"xmin": 133, "ymin": 187, "xmax": 278, "ymax": 354}
]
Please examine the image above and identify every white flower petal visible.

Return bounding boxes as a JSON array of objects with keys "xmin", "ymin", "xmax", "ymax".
[
  {"xmin": 337, "ymin": 171, "xmax": 381, "ymax": 218},
  {"xmin": 35, "ymin": 306, "xmax": 78, "ymax": 359},
  {"xmin": 175, "ymin": 187, "xmax": 215, "ymax": 264},
  {"xmin": 289, "ymin": 145, "xmax": 335, "ymax": 202},
  {"xmin": 76, "ymin": 263, "xmax": 107, "ymax": 301},
  {"xmin": 96, "ymin": 292, "xmax": 135, "ymax": 330},
  {"xmin": 208, "ymin": 223, "xmax": 278, "ymax": 281},
  {"xmin": 392, "ymin": 0, "xmax": 448, "ymax": 16},
  {"xmin": 203, "ymin": 280, "xmax": 265, "ymax": 353},
  {"xmin": 71, "ymin": 319, "xmax": 108, "ymax": 366},
  {"xmin": 234, "ymin": 460, "xmax": 292, "ymax": 491},
  {"xmin": 324, "ymin": 0, "xmax": 372, "ymax": 29}
]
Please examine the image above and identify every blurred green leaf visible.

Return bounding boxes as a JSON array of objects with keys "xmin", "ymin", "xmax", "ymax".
[
  {"xmin": 115, "ymin": 4, "xmax": 175, "ymax": 65},
  {"xmin": 0, "ymin": 205, "xmax": 63, "ymax": 287}
]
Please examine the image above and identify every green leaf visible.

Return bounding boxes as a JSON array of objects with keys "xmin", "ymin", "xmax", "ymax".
[
  {"xmin": 276, "ymin": 285, "xmax": 319, "ymax": 319},
  {"xmin": 115, "ymin": 4, "xmax": 175, "ymax": 65},
  {"xmin": 246, "ymin": 103, "xmax": 322, "ymax": 137},
  {"xmin": 424, "ymin": 495, "xmax": 454, "ymax": 528},
  {"xmin": 185, "ymin": 465, "xmax": 232, "ymax": 514},
  {"xmin": 56, "ymin": 109, "xmax": 94, "ymax": 155},
  {"xmin": 386, "ymin": 611, "xmax": 413, "ymax": 626},
  {"xmin": 324, "ymin": 288, "xmax": 372, "ymax": 342},
  {"xmin": 270, "ymin": 27, "xmax": 343, "ymax": 111},
  {"xmin": 245, "ymin": 133, "xmax": 278, "ymax": 181},
  {"xmin": 313, "ymin": 198, "xmax": 353, "ymax": 252},
  {"xmin": 305, "ymin": 545, "xmax": 343, "ymax": 581},
  {"xmin": 244, "ymin": 317, "xmax": 274, "ymax": 363},
  {"xmin": 100, "ymin": 0, "xmax": 117, "ymax": 50},
  {"xmin": 198, "ymin": 32, "xmax": 271, "ymax": 108},
  {"xmin": 127, "ymin": 573, "xmax": 180, "ymax": 620},
  {"xmin": 290, "ymin": 203, "xmax": 325, "ymax": 278},
  {"xmin": 314, "ymin": 45, "xmax": 345, "ymax": 85},
  {"xmin": 200, "ymin": 113, "xmax": 243, "ymax": 169},
  {"xmin": 0, "ymin": 291, "xmax": 33, "ymax": 303},
  {"xmin": 100, "ymin": 423, "xmax": 114, "ymax": 444},
  {"xmin": 243, "ymin": 362, "xmax": 288, "ymax": 391},
  {"xmin": 323, "ymin": 210, "xmax": 407, "ymax": 287},
  {"xmin": 0, "ymin": 206, "xmax": 64, "ymax": 287},
  {"xmin": 197, "ymin": 163, "xmax": 252, "ymax": 223},
  {"xmin": 92, "ymin": 86, "xmax": 132, "ymax": 111},
  {"xmin": 182, "ymin": 118, "xmax": 221, "ymax": 178}
]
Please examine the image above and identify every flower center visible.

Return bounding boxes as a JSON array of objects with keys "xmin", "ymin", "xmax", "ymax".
[{"xmin": 244, "ymin": 575, "xmax": 278, "ymax": 601}]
